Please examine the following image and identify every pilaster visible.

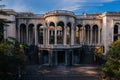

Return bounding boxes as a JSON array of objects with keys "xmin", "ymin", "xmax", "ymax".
[
  {"xmin": 71, "ymin": 24, "xmax": 75, "ymax": 45},
  {"xmin": 35, "ymin": 25, "xmax": 38, "ymax": 45},
  {"xmin": 64, "ymin": 23, "xmax": 67, "ymax": 45},
  {"xmin": 26, "ymin": 25, "xmax": 29, "ymax": 44},
  {"xmin": 55, "ymin": 23, "xmax": 57, "ymax": 45}
]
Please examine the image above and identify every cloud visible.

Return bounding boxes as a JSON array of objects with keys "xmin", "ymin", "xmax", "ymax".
[
  {"xmin": 56, "ymin": 0, "xmax": 117, "ymax": 11},
  {"xmin": 1, "ymin": 0, "xmax": 29, "ymax": 12},
  {"xmin": 0, "ymin": 0, "xmax": 118, "ymax": 13}
]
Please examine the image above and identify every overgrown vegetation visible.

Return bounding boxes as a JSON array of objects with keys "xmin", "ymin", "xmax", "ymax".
[
  {"xmin": 0, "ymin": 37, "xmax": 27, "ymax": 80},
  {"xmin": 102, "ymin": 39, "xmax": 120, "ymax": 80},
  {"xmin": 0, "ymin": 7, "xmax": 27, "ymax": 79}
]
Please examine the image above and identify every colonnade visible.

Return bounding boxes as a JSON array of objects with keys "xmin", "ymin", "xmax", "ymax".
[
  {"xmin": 76, "ymin": 24, "xmax": 102, "ymax": 45},
  {"xmin": 47, "ymin": 21, "xmax": 75, "ymax": 45},
  {"xmin": 17, "ymin": 22, "xmax": 103, "ymax": 46}
]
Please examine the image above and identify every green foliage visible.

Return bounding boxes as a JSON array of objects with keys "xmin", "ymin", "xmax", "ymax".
[
  {"xmin": 102, "ymin": 39, "xmax": 120, "ymax": 79},
  {"xmin": 0, "ymin": 37, "xmax": 27, "ymax": 80},
  {"xmin": 0, "ymin": 41, "xmax": 12, "ymax": 56}
]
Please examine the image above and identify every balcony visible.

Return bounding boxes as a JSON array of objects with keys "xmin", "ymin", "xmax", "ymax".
[
  {"xmin": 38, "ymin": 44, "xmax": 82, "ymax": 49},
  {"xmin": 44, "ymin": 10, "xmax": 76, "ymax": 18}
]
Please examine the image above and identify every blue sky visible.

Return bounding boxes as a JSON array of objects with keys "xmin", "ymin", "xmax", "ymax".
[{"xmin": 1, "ymin": 0, "xmax": 120, "ymax": 15}]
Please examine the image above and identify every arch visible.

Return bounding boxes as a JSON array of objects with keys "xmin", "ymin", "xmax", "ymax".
[
  {"xmin": 49, "ymin": 22, "xmax": 55, "ymax": 44},
  {"xmin": 28, "ymin": 24, "xmax": 34, "ymax": 45},
  {"xmin": 67, "ymin": 22, "xmax": 71, "ymax": 27},
  {"xmin": 20, "ymin": 23, "xmax": 26, "ymax": 43},
  {"xmin": 92, "ymin": 25, "xmax": 98, "ymax": 44},
  {"xmin": 67, "ymin": 22, "xmax": 72, "ymax": 44},
  {"xmin": 85, "ymin": 24, "xmax": 91, "ymax": 45},
  {"xmin": 85, "ymin": 24, "xmax": 90, "ymax": 30},
  {"xmin": 37, "ymin": 24, "xmax": 43, "ymax": 44},
  {"xmin": 76, "ymin": 24, "xmax": 83, "ymax": 44},
  {"xmin": 57, "ymin": 21, "xmax": 64, "ymax": 27},
  {"xmin": 114, "ymin": 24, "xmax": 119, "ymax": 41},
  {"xmin": 49, "ymin": 22, "xmax": 55, "ymax": 26},
  {"xmin": 57, "ymin": 21, "xmax": 64, "ymax": 44},
  {"xmin": 0, "ymin": 22, "xmax": 4, "ymax": 41}
]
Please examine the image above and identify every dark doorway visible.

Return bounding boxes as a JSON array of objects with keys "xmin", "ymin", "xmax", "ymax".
[
  {"xmin": 57, "ymin": 51, "xmax": 65, "ymax": 65},
  {"xmin": 42, "ymin": 51, "xmax": 49, "ymax": 64}
]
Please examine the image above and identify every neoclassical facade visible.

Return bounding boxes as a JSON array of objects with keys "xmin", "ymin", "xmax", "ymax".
[{"xmin": 0, "ymin": 9, "xmax": 120, "ymax": 65}]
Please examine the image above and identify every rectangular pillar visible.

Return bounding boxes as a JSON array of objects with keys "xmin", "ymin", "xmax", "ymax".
[
  {"xmin": 48, "ymin": 29, "xmax": 49, "ymax": 45},
  {"xmin": 49, "ymin": 50, "xmax": 53, "ymax": 66},
  {"xmin": 65, "ymin": 51, "xmax": 67, "ymax": 65},
  {"xmin": 72, "ymin": 50, "xmax": 74, "ymax": 65},
  {"xmin": 26, "ymin": 26, "xmax": 29, "ymax": 45},
  {"xmin": 98, "ymin": 30, "xmax": 100, "ymax": 45},
  {"xmin": 55, "ymin": 51, "xmax": 57, "ymax": 65},
  {"xmin": 71, "ymin": 27, "xmax": 74, "ymax": 45},
  {"xmin": 35, "ymin": 25, "xmax": 38, "ymax": 45},
  {"xmin": 18, "ymin": 27, "xmax": 20, "ymax": 42},
  {"xmin": 55, "ymin": 28, "xmax": 57, "ymax": 45},
  {"xmin": 90, "ymin": 30, "xmax": 92, "ymax": 45},
  {"xmin": 64, "ymin": 27, "xmax": 67, "ymax": 45}
]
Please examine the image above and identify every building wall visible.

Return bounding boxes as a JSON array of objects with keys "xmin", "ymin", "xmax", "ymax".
[{"xmin": 1, "ymin": 9, "xmax": 120, "ymax": 56}]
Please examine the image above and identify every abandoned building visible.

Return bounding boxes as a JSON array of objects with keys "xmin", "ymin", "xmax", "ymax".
[{"xmin": 0, "ymin": 9, "xmax": 120, "ymax": 65}]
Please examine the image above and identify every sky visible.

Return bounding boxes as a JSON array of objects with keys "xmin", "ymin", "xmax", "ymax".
[{"xmin": 1, "ymin": 0, "xmax": 120, "ymax": 15}]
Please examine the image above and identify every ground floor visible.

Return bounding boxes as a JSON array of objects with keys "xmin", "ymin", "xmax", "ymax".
[
  {"xmin": 22, "ymin": 65, "xmax": 100, "ymax": 80},
  {"xmin": 38, "ymin": 48, "xmax": 95, "ymax": 66}
]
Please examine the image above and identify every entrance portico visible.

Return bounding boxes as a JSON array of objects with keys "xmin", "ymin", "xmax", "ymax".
[{"xmin": 39, "ymin": 48, "xmax": 82, "ymax": 66}]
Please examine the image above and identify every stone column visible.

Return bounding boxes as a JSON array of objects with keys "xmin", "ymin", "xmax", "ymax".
[
  {"xmin": 18, "ymin": 26, "xmax": 20, "ymax": 42},
  {"xmin": 64, "ymin": 24, "xmax": 67, "ymax": 45},
  {"xmin": 82, "ymin": 28, "xmax": 85, "ymax": 45},
  {"xmin": 38, "ymin": 50, "xmax": 42, "ymax": 65},
  {"xmin": 49, "ymin": 50, "xmax": 53, "ymax": 66},
  {"xmin": 46, "ymin": 28, "xmax": 48, "ymax": 45},
  {"xmin": 55, "ymin": 23, "xmax": 57, "ymax": 45},
  {"xmin": 71, "ymin": 24, "xmax": 75, "ymax": 45},
  {"xmin": 90, "ymin": 29, "xmax": 92, "ymax": 45},
  {"xmin": 83, "ymin": 28, "xmax": 86, "ymax": 45},
  {"xmin": 88, "ymin": 30, "xmax": 90, "ymax": 45},
  {"xmin": 72, "ymin": 50, "xmax": 74, "ymax": 65},
  {"xmin": 45, "ymin": 29, "xmax": 47, "ymax": 45},
  {"xmin": 98, "ymin": 29, "xmax": 100, "ymax": 45},
  {"xmin": 95, "ymin": 30, "xmax": 96, "ymax": 45},
  {"xmin": 43, "ymin": 28, "xmax": 45, "ymax": 45},
  {"xmin": 26, "ymin": 25, "xmax": 29, "ymax": 45},
  {"xmin": 81, "ymin": 28, "xmax": 84, "ymax": 44},
  {"xmin": 79, "ymin": 29, "xmax": 81, "ymax": 44},
  {"xmin": 65, "ymin": 51, "xmax": 67, "ymax": 65},
  {"xmin": 48, "ymin": 29, "xmax": 50, "ymax": 45},
  {"xmin": 35, "ymin": 25, "xmax": 38, "ymax": 45},
  {"xmin": 55, "ymin": 51, "xmax": 57, "ymax": 65}
]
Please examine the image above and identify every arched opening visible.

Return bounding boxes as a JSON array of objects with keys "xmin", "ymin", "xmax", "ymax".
[
  {"xmin": 49, "ymin": 22, "xmax": 55, "ymax": 44},
  {"xmin": 20, "ymin": 24, "xmax": 26, "ymax": 43},
  {"xmin": 92, "ymin": 25, "xmax": 98, "ymax": 44},
  {"xmin": 0, "ymin": 22, "xmax": 4, "ymax": 41},
  {"xmin": 76, "ymin": 24, "xmax": 82, "ymax": 44},
  {"xmin": 42, "ymin": 51, "xmax": 49, "ymax": 64},
  {"xmin": 37, "ymin": 24, "xmax": 43, "ymax": 44},
  {"xmin": 85, "ymin": 25, "xmax": 90, "ymax": 44},
  {"xmin": 28, "ymin": 24, "xmax": 34, "ymax": 45},
  {"xmin": 66, "ymin": 22, "xmax": 71, "ymax": 44},
  {"xmin": 114, "ymin": 24, "xmax": 118, "ymax": 41},
  {"xmin": 57, "ymin": 21, "xmax": 64, "ymax": 44}
]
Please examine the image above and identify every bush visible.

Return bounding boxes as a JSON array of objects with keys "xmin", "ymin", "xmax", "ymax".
[{"xmin": 102, "ymin": 39, "xmax": 120, "ymax": 79}]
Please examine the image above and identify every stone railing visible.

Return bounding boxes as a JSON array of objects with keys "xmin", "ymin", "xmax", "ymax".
[
  {"xmin": 38, "ymin": 44, "xmax": 82, "ymax": 49},
  {"xmin": 44, "ymin": 10, "xmax": 76, "ymax": 18},
  {"xmin": 16, "ymin": 13, "xmax": 44, "ymax": 18}
]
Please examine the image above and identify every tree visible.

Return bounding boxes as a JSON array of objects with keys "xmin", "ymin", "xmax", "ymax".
[
  {"xmin": 102, "ymin": 39, "xmax": 120, "ymax": 79},
  {"xmin": 0, "ymin": 37, "xmax": 27, "ymax": 80},
  {"xmin": 0, "ymin": 2, "xmax": 27, "ymax": 80}
]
